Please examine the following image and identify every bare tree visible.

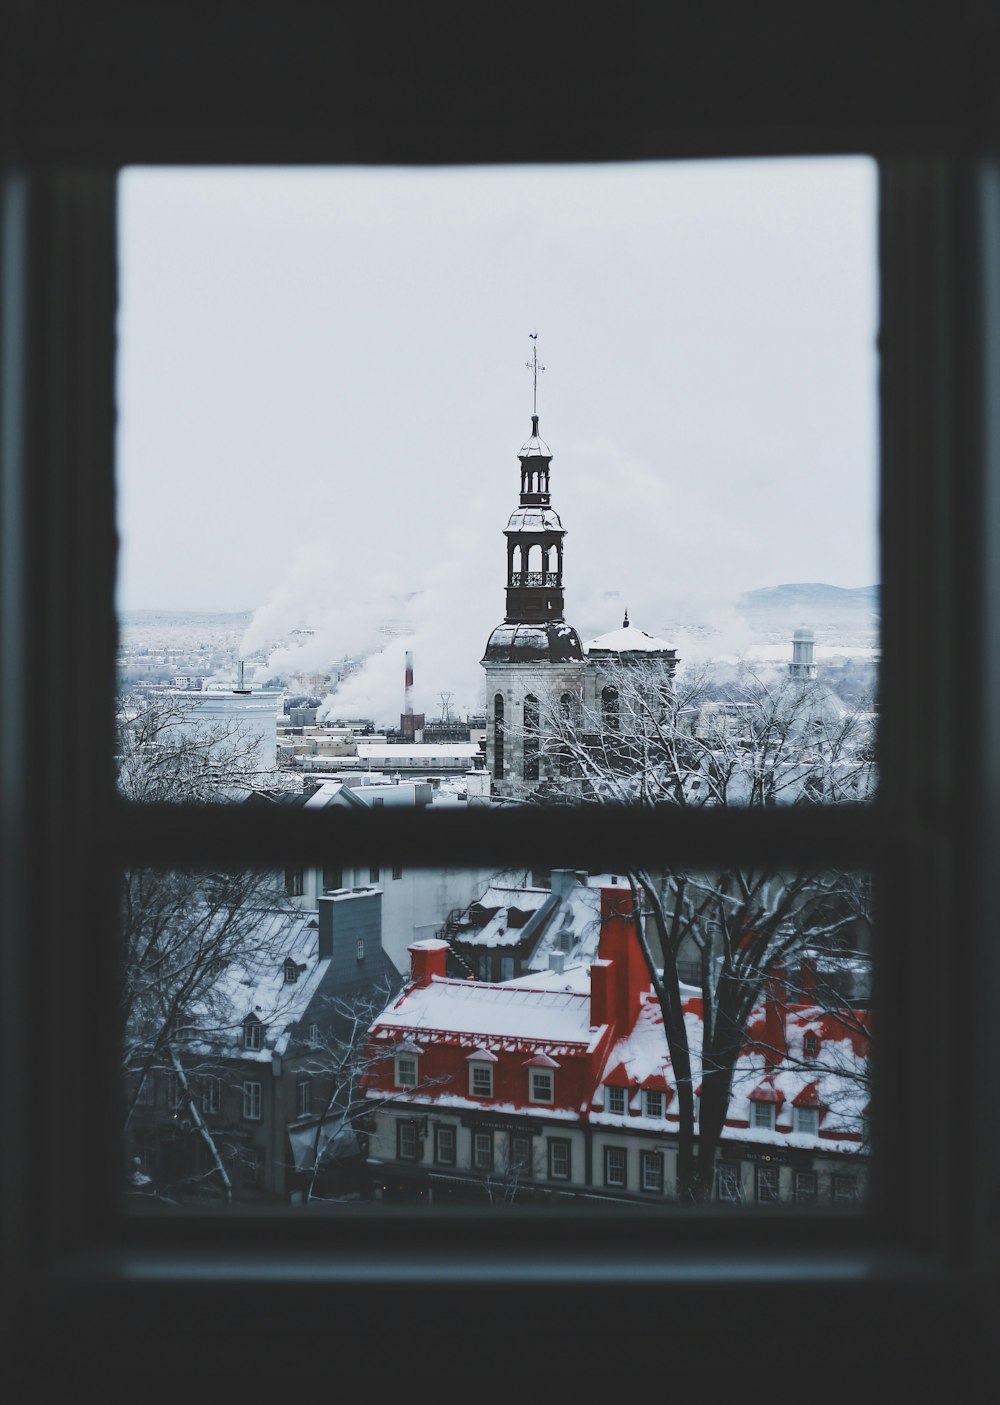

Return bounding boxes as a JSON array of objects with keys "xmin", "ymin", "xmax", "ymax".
[
  {"xmin": 119, "ymin": 694, "xmax": 296, "ymax": 1199},
  {"xmin": 531, "ymin": 659, "xmax": 875, "ymax": 1200}
]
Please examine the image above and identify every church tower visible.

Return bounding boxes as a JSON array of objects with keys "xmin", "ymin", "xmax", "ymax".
[{"xmin": 482, "ymin": 349, "xmax": 584, "ymax": 796}]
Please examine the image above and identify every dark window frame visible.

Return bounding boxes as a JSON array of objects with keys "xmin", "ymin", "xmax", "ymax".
[{"xmin": 2, "ymin": 7, "xmax": 996, "ymax": 1390}]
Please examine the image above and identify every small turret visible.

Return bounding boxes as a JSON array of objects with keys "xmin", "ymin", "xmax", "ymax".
[{"xmin": 789, "ymin": 627, "xmax": 818, "ymax": 681}]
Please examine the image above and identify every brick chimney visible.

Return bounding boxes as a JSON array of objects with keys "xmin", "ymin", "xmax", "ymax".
[
  {"xmin": 409, "ymin": 939, "xmax": 449, "ymax": 986},
  {"xmin": 590, "ymin": 887, "xmax": 649, "ymax": 1032},
  {"xmin": 798, "ymin": 956, "xmax": 818, "ymax": 1004}
]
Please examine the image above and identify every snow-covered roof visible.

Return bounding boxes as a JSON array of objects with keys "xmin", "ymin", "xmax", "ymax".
[
  {"xmin": 185, "ymin": 909, "xmax": 330, "ymax": 1061},
  {"xmin": 375, "ymin": 977, "xmax": 600, "ymax": 1049},
  {"xmin": 449, "ymin": 873, "xmax": 629, "ymax": 970},
  {"xmin": 585, "ymin": 621, "xmax": 676, "ymax": 654},
  {"xmin": 592, "ymin": 988, "xmax": 869, "ymax": 1151},
  {"xmin": 356, "ymin": 743, "xmax": 480, "ymax": 759}
]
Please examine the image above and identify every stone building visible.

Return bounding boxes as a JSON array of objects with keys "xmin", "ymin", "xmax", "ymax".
[{"xmin": 481, "ymin": 415, "xmax": 586, "ymax": 797}]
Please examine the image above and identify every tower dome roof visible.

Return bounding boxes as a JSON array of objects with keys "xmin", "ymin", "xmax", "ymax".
[
  {"xmin": 519, "ymin": 415, "xmax": 551, "ymax": 458},
  {"xmin": 482, "ymin": 620, "xmax": 585, "ymax": 665}
]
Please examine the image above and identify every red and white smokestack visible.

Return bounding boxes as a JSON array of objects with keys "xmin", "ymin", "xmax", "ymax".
[{"xmin": 404, "ymin": 650, "xmax": 414, "ymax": 716}]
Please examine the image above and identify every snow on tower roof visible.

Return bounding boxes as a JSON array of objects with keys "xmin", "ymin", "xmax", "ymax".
[{"xmin": 585, "ymin": 619, "xmax": 675, "ymax": 654}]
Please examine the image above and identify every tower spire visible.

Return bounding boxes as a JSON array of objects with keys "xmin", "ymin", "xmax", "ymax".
[{"xmin": 526, "ymin": 332, "xmax": 545, "ymax": 419}]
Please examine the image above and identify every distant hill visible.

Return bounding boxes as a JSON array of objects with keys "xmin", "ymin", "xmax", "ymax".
[{"xmin": 741, "ymin": 583, "xmax": 879, "ymax": 611}]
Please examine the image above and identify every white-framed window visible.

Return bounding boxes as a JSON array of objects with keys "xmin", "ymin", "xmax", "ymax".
[
  {"xmin": 473, "ymin": 1131, "xmax": 493, "ymax": 1171},
  {"xmin": 306, "ymin": 1023, "xmax": 320, "ymax": 1048},
  {"xmin": 283, "ymin": 959, "xmax": 298, "ymax": 983},
  {"xmin": 529, "ymin": 1069, "xmax": 553, "ymax": 1103},
  {"xmin": 242, "ymin": 1081, "xmax": 262, "ymax": 1121},
  {"xmin": 200, "ymin": 1076, "xmax": 220, "ymax": 1116},
  {"xmin": 395, "ymin": 1053, "xmax": 417, "ymax": 1088},
  {"xmin": 604, "ymin": 1145, "xmax": 627, "ymax": 1189},
  {"xmin": 296, "ymin": 1079, "xmax": 311, "ymax": 1117},
  {"xmin": 755, "ymin": 1165, "xmax": 780, "ymax": 1203},
  {"xmin": 605, "ymin": 1085, "xmax": 627, "ymax": 1116},
  {"xmin": 243, "ymin": 1018, "xmax": 263, "ymax": 1051},
  {"xmin": 356, "ymin": 938, "xmax": 365, "ymax": 961},
  {"xmin": 284, "ymin": 867, "xmax": 304, "ymax": 897},
  {"xmin": 803, "ymin": 1032, "xmax": 820, "ymax": 1058},
  {"xmin": 795, "ymin": 1106, "xmax": 820, "ymax": 1136},
  {"xmin": 716, "ymin": 1162, "xmax": 742, "ymax": 1203},
  {"xmin": 644, "ymin": 1089, "xmax": 664, "ymax": 1119},
  {"xmin": 392, "ymin": 864, "xmax": 403, "ymax": 880},
  {"xmin": 469, "ymin": 1062, "xmax": 493, "ymax": 1098},
  {"xmin": 640, "ymin": 1149, "xmax": 664, "ymax": 1194},
  {"xmin": 548, "ymin": 1139, "xmax": 571, "ymax": 1181},
  {"xmin": 434, "ymin": 1125, "xmax": 456, "ymax": 1166},
  {"xmin": 752, "ymin": 1100, "xmax": 776, "ymax": 1131}
]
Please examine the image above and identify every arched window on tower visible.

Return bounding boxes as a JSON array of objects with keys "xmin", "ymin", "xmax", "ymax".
[
  {"xmin": 523, "ymin": 693, "xmax": 540, "ymax": 781},
  {"xmin": 559, "ymin": 693, "xmax": 573, "ymax": 777},
  {"xmin": 602, "ymin": 685, "xmax": 620, "ymax": 733},
  {"xmin": 493, "ymin": 694, "xmax": 505, "ymax": 780}
]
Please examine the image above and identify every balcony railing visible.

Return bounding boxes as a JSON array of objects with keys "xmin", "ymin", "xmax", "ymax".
[{"xmin": 509, "ymin": 572, "xmax": 560, "ymax": 587}]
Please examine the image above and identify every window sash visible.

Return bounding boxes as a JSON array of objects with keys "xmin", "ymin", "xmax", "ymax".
[
  {"xmin": 604, "ymin": 1147, "xmax": 627, "ymax": 1189},
  {"xmin": 434, "ymin": 1126, "xmax": 456, "ymax": 1166},
  {"xmin": 3, "ymin": 118, "xmax": 995, "ymax": 1380},
  {"xmin": 641, "ymin": 1151, "xmax": 664, "ymax": 1194}
]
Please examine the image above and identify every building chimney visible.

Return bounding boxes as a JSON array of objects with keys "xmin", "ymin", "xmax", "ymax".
[
  {"xmin": 404, "ymin": 650, "xmax": 414, "ymax": 717},
  {"xmin": 409, "ymin": 938, "xmax": 449, "ymax": 986},
  {"xmin": 798, "ymin": 956, "xmax": 818, "ymax": 1004},
  {"xmin": 592, "ymin": 887, "xmax": 648, "ymax": 1032}
]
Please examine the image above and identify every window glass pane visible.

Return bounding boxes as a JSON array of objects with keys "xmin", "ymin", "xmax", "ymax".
[
  {"xmin": 123, "ymin": 863, "xmax": 870, "ymax": 1211},
  {"xmin": 117, "ymin": 161, "xmax": 877, "ymax": 810}
]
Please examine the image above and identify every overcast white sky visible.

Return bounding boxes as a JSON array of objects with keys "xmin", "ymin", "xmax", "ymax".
[{"xmin": 117, "ymin": 159, "xmax": 877, "ymax": 719}]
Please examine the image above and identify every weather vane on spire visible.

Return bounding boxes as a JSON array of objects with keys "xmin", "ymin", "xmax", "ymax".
[{"xmin": 526, "ymin": 332, "xmax": 545, "ymax": 418}]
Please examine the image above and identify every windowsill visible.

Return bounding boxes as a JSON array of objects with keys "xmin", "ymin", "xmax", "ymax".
[{"xmin": 44, "ymin": 1239, "xmax": 957, "ymax": 1290}]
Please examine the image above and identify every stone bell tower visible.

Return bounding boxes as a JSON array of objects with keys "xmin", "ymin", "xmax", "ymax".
[{"xmin": 481, "ymin": 348, "xmax": 585, "ymax": 797}]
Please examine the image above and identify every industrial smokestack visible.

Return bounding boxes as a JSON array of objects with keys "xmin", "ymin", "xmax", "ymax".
[{"xmin": 400, "ymin": 650, "xmax": 425, "ymax": 741}]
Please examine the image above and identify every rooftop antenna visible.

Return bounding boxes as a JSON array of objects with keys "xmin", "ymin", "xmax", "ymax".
[{"xmin": 526, "ymin": 331, "xmax": 545, "ymax": 420}]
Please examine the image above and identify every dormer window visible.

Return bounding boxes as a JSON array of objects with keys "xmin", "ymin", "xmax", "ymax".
[
  {"xmin": 794, "ymin": 1106, "xmax": 820, "ymax": 1136},
  {"xmin": 752, "ymin": 1101, "xmax": 776, "ymax": 1131},
  {"xmin": 529, "ymin": 1069, "xmax": 553, "ymax": 1104},
  {"xmin": 644, "ymin": 1089, "xmax": 664, "ymax": 1119},
  {"xmin": 243, "ymin": 1017, "xmax": 263, "ymax": 1051},
  {"xmin": 468, "ymin": 1053, "xmax": 496, "ymax": 1098},
  {"xmin": 606, "ymin": 1085, "xmax": 627, "ymax": 1116},
  {"xmin": 283, "ymin": 959, "xmax": 298, "ymax": 983},
  {"xmin": 804, "ymin": 1032, "xmax": 820, "ymax": 1058},
  {"xmin": 395, "ymin": 1053, "xmax": 418, "ymax": 1088}
]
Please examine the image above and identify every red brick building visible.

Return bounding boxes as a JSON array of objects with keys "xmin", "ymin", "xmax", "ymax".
[{"xmin": 363, "ymin": 888, "xmax": 869, "ymax": 1205}]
